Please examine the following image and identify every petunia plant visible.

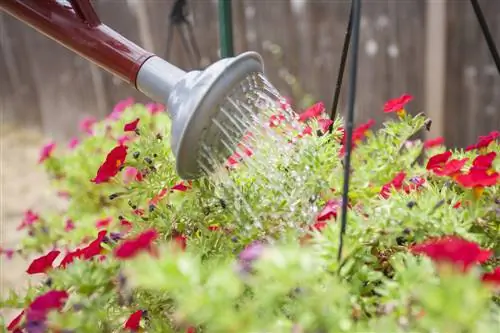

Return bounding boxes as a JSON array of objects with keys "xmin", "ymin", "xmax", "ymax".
[{"xmin": 1, "ymin": 94, "xmax": 499, "ymax": 333}]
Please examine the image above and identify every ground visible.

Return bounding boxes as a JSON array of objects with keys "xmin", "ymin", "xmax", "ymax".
[{"xmin": 0, "ymin": 124, "xmax": 66, "ymax": 324}]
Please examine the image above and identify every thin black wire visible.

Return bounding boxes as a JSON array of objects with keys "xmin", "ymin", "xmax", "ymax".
[
  {"xmin": 470, "ymin": 0, "xmax": 500, "ymax": 76},
  {"xmin": 337, "ymin": 0, "xmax": 362, "ymax": 262},
  {"xmin": 328, "ymin": 4, "xmax": 353, "ymax": 130}
]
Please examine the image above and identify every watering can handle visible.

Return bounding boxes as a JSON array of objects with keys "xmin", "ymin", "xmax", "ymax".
[
  {"xmin": 0, "ymin": 0, "xmax": 154, "ymax": 87},
  {"xmin": 71, "ymin": 0, "xmax": 101, "ymax": 27}
]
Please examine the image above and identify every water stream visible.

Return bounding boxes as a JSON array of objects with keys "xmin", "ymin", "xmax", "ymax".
[{"xmin": 197, "ymin": 73, "xmax": 324, "ymax": 237}]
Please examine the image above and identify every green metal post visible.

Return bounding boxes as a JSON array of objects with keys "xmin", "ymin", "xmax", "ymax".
[{"xmin": 218, "ymin": 0, "xmax": 234, "ymax": 58}]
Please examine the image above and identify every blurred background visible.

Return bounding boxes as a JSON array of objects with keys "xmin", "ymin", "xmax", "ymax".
[
  {"xmin": 1, "ymin": 0, "xmax": 499, "ymax": 147},
  {"xmin": 0, "ymin": 0, "xmax": 500, "ymax": 316}
]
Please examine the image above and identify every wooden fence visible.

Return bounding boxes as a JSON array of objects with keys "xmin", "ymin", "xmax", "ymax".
[{"xmin": 0, "ymin": 0, "xmax": 499, "ymax": 148}]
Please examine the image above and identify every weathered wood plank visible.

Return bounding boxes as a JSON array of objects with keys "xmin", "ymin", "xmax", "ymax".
[{"xmin": 445, "ymin": 0, "xmax": 500, "ymax": 148}]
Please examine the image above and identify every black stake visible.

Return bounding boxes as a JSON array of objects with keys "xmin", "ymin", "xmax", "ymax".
[
  {"xmin": 329, "ymin": 4, "xmax": 353, "ymax": 130},
  {"xmin": 470, "ymin": 0, "xmax": 500, "ymax": 76},
  {"xmin": 338, "ymin": 0, "xmax": 362, "ymax": 262}
]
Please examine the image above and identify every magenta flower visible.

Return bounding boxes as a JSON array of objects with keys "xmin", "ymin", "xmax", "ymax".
[
  {"xmin": 79, "ymin": 116, "xmax": 97, "ymax": 135},
  {"xmin": 38, "ymin": 142, "xmax": 56, "ymax": 163}
]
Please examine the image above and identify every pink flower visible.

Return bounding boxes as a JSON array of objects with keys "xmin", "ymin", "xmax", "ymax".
[
  {"xmin": 79, "ymin": 116, "xmax": 97, "ymax": 135},
  {"xmin": 117, "ymin": 135, "xmax": 133, "ymax": 146},
  {"xmin": 17, "ymin": 210, "xmax": 40, "ymax": 231},
  {"xmin": 27, "ymin": 290, "xmax": 68, "ymax": 322},
  {"xmin": 64, "ymin": 219, "xmax": 75, "ymax": 232},
  {"xmin": 68, "ymin": 137, "xmax": 80, "ymax": 150},
  {"xmin": 108, "ymin": 97, "xmax": 135, "ymax": 121},
  {"xmin": 123, "ymin": 167, "xmax": 143, "ymax": 184},
  {"xmin": 318, "ymin": 118, "xmax": 334, "ymax": 133},
  {"xmin": 39, "ymin": 141, "xmax": 56, "ymax": 163},
  {"xmin": 145, "ymin": 102, "xmax": 165, "ymax": 114}
]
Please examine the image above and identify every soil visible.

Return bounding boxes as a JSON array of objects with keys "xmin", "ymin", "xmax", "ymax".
[{"xmin": 0, "ymin": 124, "xmax": 67, "ymax": 325}]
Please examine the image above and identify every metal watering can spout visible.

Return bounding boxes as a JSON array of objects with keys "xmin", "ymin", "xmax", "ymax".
[{"xmin": 1, "ymin": 0, "xmax": 265, "ymax": 180}]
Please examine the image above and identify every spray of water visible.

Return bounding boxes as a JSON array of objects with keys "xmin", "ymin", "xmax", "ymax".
[{"xmin": 197, "ymin": 73, "xmax": 325, "ymax": 237}]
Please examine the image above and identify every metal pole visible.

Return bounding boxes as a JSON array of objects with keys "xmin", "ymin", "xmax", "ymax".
[
  {"xmin": 329, "ymin": 4, "xmax": 353, "ymax": 129},
  {"xmin": 470, "ymin": 0, "xmax": 500, "ymax": 76},
  {"xmin": 218, "ymin": 0, "xmax": 234, "ymax": 58},
  {"xmin": 338, "ymin": 0, "xmax": 362, "ymax": 262}
]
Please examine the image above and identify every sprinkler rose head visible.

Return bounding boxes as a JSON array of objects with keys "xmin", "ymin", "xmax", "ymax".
[{"xmin": 137, "ymin": 51, "xmax": 264, "ymax": 180}]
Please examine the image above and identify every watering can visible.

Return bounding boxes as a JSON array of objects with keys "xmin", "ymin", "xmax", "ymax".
[{"xmin": 0, "ymin": 0, "xmax": 265, "ymax": 180}]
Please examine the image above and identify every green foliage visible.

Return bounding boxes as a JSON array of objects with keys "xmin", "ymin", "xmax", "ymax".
[{"xmin": 2, "ymin": 98, "xmax": 499, "ymax": 333}]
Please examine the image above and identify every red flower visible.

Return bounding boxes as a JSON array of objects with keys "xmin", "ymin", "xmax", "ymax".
[
  {"xmin": 298, "ymin": 126, "xmax": 313, "ymax": 138},
  {"xmin": 7, "ymin": 310, "xmax": 24, "ymax": 331},
  {"xmin": 124, "ymin": 310, "xmax": 143, "ymax": 331},
  {"xmin": 317, "ymin": 199, "xmax": 342, "ymax": 222},
  {"xmin": 481, "ymin": 267, "xmax": 500, "ymax": 286},
  {"xmin": 383, "ymin": 93, "xmax": 413, "ymax": 114},
  {"xmin": 318, "ymin": 118, "xmax": 334, "ymax": 133},
  {"xmin": 298, "ymin": 102, "xmax": 325, "ymax": 122},
  {"xmin": 68, "ymin": 137, "xmax": 80, "ymax": 150},
  {"xmin": 16, "ymin": 210, "xmax": 40, "ymax": 231},
  {"xmin": 172, "ymin": 181, "xmax": 191, "ymax": 192},
  {"xmin": 124, "ymin": 118, "xmax": 140, "ymax": 132},
  {"xmin": 380, "ymin": 172, "xmax": 406, "ymax": 199},
  {"xmin": 133, "ymin": 208, "xmax": 145, "ymax": 216},
  {"xmin": 426, "ymin": 151, "xmax": 452, "ymax": 171},
  {"xmin": 453, "ymin": 201, "xmax": 462, "ymax": 209},
  {"xmin": 269, "ymin": 113, "xmax": 286, "ymax": 128},
  {"xmin": 58, "ymin": 248, "xmax": 83, "ymax": 268},
  {"xmin": 81, "ymin": 230, "xmax": 107, "ymax": 259},
  {"xmin": 149, "ymin": 188, "xmax": 168, "ymax": 206},
  {"xmin": 92, "ymin": 145, "xmax": 128, "ymax": 183},
  {"xmin": 339, "ymin": 119, "xmax": 376, "ymax": 155},
  {"xmin": 403, "ymin": 176, "xmax": 426, "ymax": 193},
  {"xmin": 432, "ymin": 158, "xmax": 468, "ymax": 177},
  {"xmin": 423, "ymin": 137, "xmax": 444, "ymax": 149},
  {"xmin": 79, "ymin": 116, "xmax": 97, "ymax": 135},
  {"xmin": 208, "ymin": 225, "xmax": 219, "ymax": 231},
  {"xmin": 96, "ymin": 217, "xmax": 112, "ymax": 229},
  {"xmin": 471, "ymin": 152, "xmax": 496, "ymax": 172},
  {"xmin": 27, "ymin": 290, "xmax": 68, "ymax": 322},
  {"xmin": 174, "ymin": 234, "xmax": 187, "ymax": 251},
  {"xmin": 186, "ymin": 327, "xmax": 196, "ymax": 333},
  {"xmin": 465, "ymin": 130, "xmax": 499, "ymax": 152},
  {"xmin": 146, "ymin": 102, "xmax": 165, "ymax": 114},
  {"xmin": 26, "ymin": 250, "xmax": 60, "ymax": 275},
  {"xmin": 455, "ymin": 168, "xmax": 498, "ymax": 198},
  {"xmin": 114, "ymin": 229, "xmax": 159, "ymax": 259},
  {"xmin": 39, "ymin": 141, "xmax": 56, "ymax": 163},
  {"xmin": 120, "ymin": 220, "xmax": 133, "ymax": 233},
  {"xmin": 410, "ymin": 236, "xmax": 492, "ymax": 272}
]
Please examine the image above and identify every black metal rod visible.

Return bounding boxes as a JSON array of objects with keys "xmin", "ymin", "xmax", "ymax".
[
  {"xmin": 470, "ymin": 0, "xmax": 500, "ymax": 75},
  {"xmin": 329, "ymin": 4, "xmax": 353, "ymax": 130},
  {"xmin": 338, "ymin": 0, "xmax": 362, "ymax": 262}
]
